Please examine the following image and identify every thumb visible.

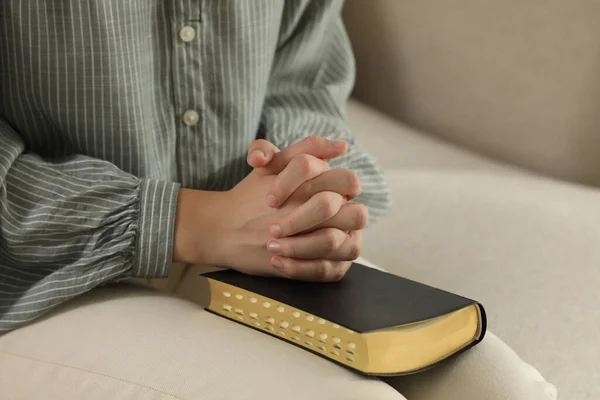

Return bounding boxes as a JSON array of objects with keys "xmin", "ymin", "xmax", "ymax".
[
  {"xmin": 247, "ymin": 139, "xmax": 280, "ymax": 168},
  {"xmin": 267, "ymin": 136, "xmax": 348, "ymax": 174}
]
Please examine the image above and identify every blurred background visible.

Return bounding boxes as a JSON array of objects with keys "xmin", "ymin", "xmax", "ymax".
[{"xmin": 343, "ymin": 1, "xmax": 600, "ymax": 399}]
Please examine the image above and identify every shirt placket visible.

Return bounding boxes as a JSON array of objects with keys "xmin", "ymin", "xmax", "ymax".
[{"xmin": 171, "ymin": 0, "xmax": 204, "ymax": 188}]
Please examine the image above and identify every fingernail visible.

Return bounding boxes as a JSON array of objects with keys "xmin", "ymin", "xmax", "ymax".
[
  {"xmin": 271, "ymin": 257, "xmax": 285, "ymax": 272},
  {"xmin": 251, "ymin": 150, "xmax": 266, "ymax": 159},
  {"xmin": 265, "ymin": 194, "xmax": 278, "ymax": 207},
  {"xmin": 270, "ymin": 224, "xmax": 282, "ymax": 237},
  {"xmin": 331, "ymin": 140, "xmax": 346, "ymax": 149},
  {"xmin": 267, "ymin": 240, "xmax": 281, "ymax": 252}
]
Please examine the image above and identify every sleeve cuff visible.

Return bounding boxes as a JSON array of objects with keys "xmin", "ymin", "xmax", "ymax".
[{"xmin": 132, "ymin": 179, "xmax": 180, "ymax": 278}]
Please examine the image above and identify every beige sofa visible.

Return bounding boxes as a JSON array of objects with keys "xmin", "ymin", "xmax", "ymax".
[
  {"xmin": 0, "ymin": 1, "xmax": 595, "ymax": 399},
  {"xmin": 344, "ymin": 1, "xmax": 600, "ymax": 399}
]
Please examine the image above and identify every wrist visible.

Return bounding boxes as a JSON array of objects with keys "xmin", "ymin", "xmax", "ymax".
[{"xmin": 172, "ymin": 188, "xmax": 231, "ymax": 266}]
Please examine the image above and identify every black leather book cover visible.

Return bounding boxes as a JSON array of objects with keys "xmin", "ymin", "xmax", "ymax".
[{"xmin": 203, "ymin": 262, "xmax": 486, "ymax": 333}]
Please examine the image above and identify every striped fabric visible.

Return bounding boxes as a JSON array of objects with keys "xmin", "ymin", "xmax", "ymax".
[{"xmin": 0, "ymin": 0, "xmax": 391, "ymax": 331}]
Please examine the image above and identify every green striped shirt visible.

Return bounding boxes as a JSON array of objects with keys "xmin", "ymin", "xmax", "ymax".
[{"xmin": 0, "ymin": 0, "xmax": 391, "ymax": 331}]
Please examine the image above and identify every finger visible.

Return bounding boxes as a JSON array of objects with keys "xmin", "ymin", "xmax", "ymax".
[
  {"xmin": 328, "ymin": 230, "xmax": 363, "ymax": 261},
  {"xmin": 267, "ymin": 228, "xmax": 347, "ymax": 259},
  {"xmin": 270, "ymin": 257, "xmax": 352, "ymax": 282},
  {"xmin": 270, "ymin": 191, "xmax": 345, "ymax": 238},
  {"xmin": 247, "ymin": 139, "xmax": 280, "ymax": 168},
  {"xmin": 311, "ymin": 202, "xmax": 369, "ymax": 232},
  {"xmin": 289, "ymin": 168, "xmax": 362, "ymax": 204},
  {"xmin": 266, "ymin": 136, "xmax": 348, "ymax": 174},
  {"xmin": 266, "ymin": 154, "xmax": 330, "ymax": 207}
]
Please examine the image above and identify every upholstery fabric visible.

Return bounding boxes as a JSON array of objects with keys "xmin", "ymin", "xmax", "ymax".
[
  {"xmin": 349, "ymin": 100, "xmax": 599, "ymax": 400},
  {"xmin": 0, "ymin": 268, "xmax": 555, "ymax": 400},
  {"xmin": 0, "ymin": 285, "xmax": 402, "ymax": 400},
  {"xmin": 343, "ymin": 0, "xmax": 600, "ymax": 186}
]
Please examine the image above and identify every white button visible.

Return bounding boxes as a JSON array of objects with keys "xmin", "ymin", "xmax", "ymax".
[
  {"xmin": 182, "ymin": 109, "xmax": 199, "ymax": 126},
  {"xmin": 179, "ymin": 26, "xmax": 196, "ymax": 42}
]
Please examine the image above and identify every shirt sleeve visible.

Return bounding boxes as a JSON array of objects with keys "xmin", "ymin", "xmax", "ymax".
[
  {"xmin": 0, "ymin": 120, "xmax": 180, "ymax": 331},
  {"xmin": 260, "ymin": 0, "xmax": 392, "ymax": 224}
]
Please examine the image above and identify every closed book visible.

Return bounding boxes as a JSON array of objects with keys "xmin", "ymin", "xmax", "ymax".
[{"xmin": 201, "ymin": 262, "xmax": 486, "ymax": 376}]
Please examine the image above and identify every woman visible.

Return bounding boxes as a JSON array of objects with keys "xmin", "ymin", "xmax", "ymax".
[{"xmin": 0, "ymin": 1, "xmax": 555, "ymax": 399}]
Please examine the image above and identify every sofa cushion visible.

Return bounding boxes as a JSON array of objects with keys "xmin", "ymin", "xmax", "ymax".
[
  {"xmin": 344, "ymin": 0, "xmax": 600, "ymax": 186},
  {"xmin": 349, "ymin": 100, "xmax": 600, "ymax": 400},
  {"xmin": 348, "ymin": 100, "xmax": 515, "ymax": 174},
  {"xmin": 0, "ymin": 286, "xmax": 405, "ymax": 400},
  {"xmin": 0, "ymin": 278, "xmax": 556, "ymax": 400}
]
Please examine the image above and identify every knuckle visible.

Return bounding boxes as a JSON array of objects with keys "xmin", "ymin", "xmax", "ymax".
[
  {"xmin": 296, "ymin": 154, "xmax": 315, "ymax": 177},
  {"xmin": 349, "ymin": 242, "xmax": 361, "ymax": 260},
  {"xmin": 316, "ymin": 194, "xmax": 337, "ymax": 220},
  {"xmin": 322, "ymin": 229, "xmax": 341, "ymax": 252},
  {"xmin": 353, "ymin": 204, "xmax": 369, "ymax": 229},
  {"xmin": 346, "ymin": 170, "xmax": 362, "ymax": 197},
  {"xmin": 315, "ymin": 260, "xmax": 331, "ymax": 280},
  {"xmin": 333, "ymin": 262, "xmax": 350, "ymax": 281}
]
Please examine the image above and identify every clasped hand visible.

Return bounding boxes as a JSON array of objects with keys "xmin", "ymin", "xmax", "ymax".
[
  {"xmin": 225, "ymin": 136, "xmax": 366, "ymax": 281},
  {"xmin": 173, "ymin": 136, "xmax": 367, "ymax": 282}
]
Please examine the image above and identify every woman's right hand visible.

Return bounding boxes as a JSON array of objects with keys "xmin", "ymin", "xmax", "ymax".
[{"xmin": 172, "ymin": 137, "xmax": 367, "ymax": 281}]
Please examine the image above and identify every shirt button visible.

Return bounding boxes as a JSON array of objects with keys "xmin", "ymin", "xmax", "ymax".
[
  {"xmin": 182, "ymin": 109, "xmax": 200, "ymax": 126},
  {"xmin": 179, "ymin": 26, "xmax": 196, "ymax": 42}
]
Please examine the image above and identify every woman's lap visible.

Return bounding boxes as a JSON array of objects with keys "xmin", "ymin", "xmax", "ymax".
[{"xmin": 0, "ymin": 260, "xmax": 556, "ymax": 399}]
